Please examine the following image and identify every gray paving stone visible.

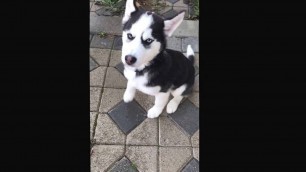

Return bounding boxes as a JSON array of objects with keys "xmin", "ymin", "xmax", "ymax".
[
  {"xmin": 193, "ymin": 148, "xmax": 199, "ymax": 161},
  {"xmin": 193, "ymin": 74, "xmax": 199, "ymax": 92},
  {"xmin": 91, "ymin": 145, "xmax": 125, "ymax": 172},
  {"xmin": 108, "ymin": 157, "xmax": 138, "ymax": 172},
  {"xmin": 188, "ymin": 92, "xmax": 199, "ymax": 107},
  {"xmin": 191, "ymin": 130, "xmax": 199, "ymax": 147},
  {"xmin": 90, "ymin": 66, "xmax": 107, "ymax": 86},
  {"xmin": 168, "ymin": 99, "xmax": 199, "ymax": 136},
  {"xmin": 90, "ymin": 34, "xmax": 93, "ymax": 41},
  {"xmin": 96, "ymin": 6, "xmax": 113, "ymax": 16},
  {"xmin": 182, "ymin": 37, "xmax": 199, "ymax": 53},
  {"xmin": 90, "ymin": 13, "xmax": 122, "ymax": 34},
  {"xmin": 113, "ymin": 36, "xmax": 123, "ymax": 50},
  {"xmin": 172, "ymin": 20, "xmax": 198, "ymax": 37},
  {"xmin": 104, "ymin": 67, "xmax": 127, "ymax": 88},
  {"xmin": 167, "ymin": 37, "xmax": 182, "ymax": 51},
  {"xmin": 90, "ymin": 48, "xmax": 111, "ymax": 66},
  {"xmin": 90, "ymin": 87, "xmax": 102, "ymax": 111},
  {"xmin": 167, "ymin": 0, "xmax": 179, "ymax": 4},
  {"xmin": 90, "ymin": 34, "xmax": 114, "ymax": 49},
  {"xmin": 172, "ymin": 6, "xmax": 189, "ymax": 19},
  {"xmin": 115, "ymin": 62, "xmax": 125, "ymax": 75},
  {"xmin": 109, "ymin": 50, "xmax": 122, "ymax": 67},
  {"xmin": 126, "ymin": 146, "xmax": 158, "ymax": 172},
  {"xmin": 159, "ymin": 147, "xmax": 192, "ymax": 172},
  {"xmin": 162, "ymin": 9, "xmax": 178, "ymax": 19},
  {"xmin": 127, "ymin": 118, "xmax": 158, "ymax": 145},
  {"xmin": 90, "ymin": 57, "xmax": 99, "ymax": 71},
  {"xmin": 156, "ymin": 5, "xmax": 172, "ymax": 16},
  {"xmin": 90, "ymin": 2, "xmax": 93, "ymax": 11},
  {"xmin": 134, "ymin": 92, "xmax": 155, "ymax": 112},
  {"xmin": 94, "ymin": 113, "xmax": 125, "ymax": 144},
  {"xmin": 159, "ymin": 117, "xmax": 191, "ymax": 146},
  {"xmin": 174, "ymin": 0, "xmax": 189, "ymax": 7},
  {"xmin": 181, "ymin": 158, "xmax": 199, "ymax": 172},
  {"xmin": 134, "ymin": 88, "xmax": 168, "ymax": 117},
  {"xmin": 99, "ymin": 88, "xmax": 125, "ymax": 113},
  {"xmin": 108, "ymin": 101, "xmax": 147, "ymax": 135},
  {"xmin": 91, "ymin": 2, "xmax": 103, "ymax": 12},
  {"xmin": 90, "ymin": 112, "xmax": 97, "ymax": 140}
]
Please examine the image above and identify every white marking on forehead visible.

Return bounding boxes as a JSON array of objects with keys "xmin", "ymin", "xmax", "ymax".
[
  {"xmin": 130, "ymin": 14, "xmax": 153, "ymax": 35},
  {"xmin": 142, "ymin": 29, "xmax": 152, "ymax": 40}
]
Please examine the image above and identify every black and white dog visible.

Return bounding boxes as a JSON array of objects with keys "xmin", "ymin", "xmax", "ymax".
[{"xmin": 121, "ymin": 0, "xmax": 195, "ymax": 118}]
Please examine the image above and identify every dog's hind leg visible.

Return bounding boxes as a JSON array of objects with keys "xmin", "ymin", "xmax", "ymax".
[
  {"xmin": 166, "ymin": 85, "xmax": 187, "ymax": 114},
  {"xmin": 147, "ymin": 92, "xmax": 170, "ymax": 118}
]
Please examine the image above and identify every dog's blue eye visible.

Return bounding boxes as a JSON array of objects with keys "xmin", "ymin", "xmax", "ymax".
[
  {"xmin": 145, "ymin": 38, "xmax": 153, "ymax": 44},
  {"xmin": 127, "ymin": 33, "xmax": 134, "ymax": 40}
]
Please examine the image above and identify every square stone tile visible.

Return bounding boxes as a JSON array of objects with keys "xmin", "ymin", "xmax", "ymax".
[
  {"xmin": 191, "ymin": 130, "xmax": 199, "ymax": 147},
  {"xmin": 94, "ymin": 113, "xmax": 125, "ymax": 144},
  {"xmin": 193, "ymin": 148, "xmax": 199, "ymax": 161},
  {"xmin": 134, "ymin": 89, "xmax": 168, "ymax": 117},
  {"xmin": 90, "ymin": 112, "xmax": 97, "ymax": 140},
  {"xmin": 99, "ymin": 88, "xmax": 125, "ymax": 113},
  {"xmin": 168, "ymin": 99, "xmax": 199, "ymax": 136},
  {"xmin": 181, "ymin": 158, "xmax": 199, "ymax": 172},
  {"xmin": 127, "ymin": 118, "xmax": 158, "ymax": 145},
  {"xmin": 90, "ymin": 35, "xmax": 114, "ymax": 49},
  {"xmin": 182, "ymin": 37, "xmax": 199, "ymax": 53},
  {"xmin": 115, "ymin": 62, "xmax": 125, "ymax": 75},
  {"xmin": 159, "ymin": 147, "xmax": 192, "ymax": 172},
  {"xmin": 91, "ymin": 2, "xmax": 103, "ymax": 12},
  {"xmin": 173, "ymin": 0, "xmax": 189, "ymax": 7},
  {"xmin": 90, "ymin": 66, "xmax": 107, "ymax": 86},
  {"xmin": 166, "ymin": 0, "xmax": 179, "ymax": 4},
  {"xmin": 113, "ymin": 36, "xmax": 123, "ymax": 50},
  {"xmin": 90, "ymin": 57, "xmax": 99, "ymax": 71},
  {"xmin": 188, "ymin": 92, "xmax": 199, "ymax": 107},
  {"xmin": 173, "ymin": 6, "xmax": 189, "ymax": 19},
  {"xmin": 167, "ymin": 37, "xmax": 182, "ymax": 51},
  {"xmin": 162, "ymin": 9, "xmax": 178, "ymax": 19},
  {"xmin": 91, "ymin": 145, "xmax": 125, "ymax": 172},
  {"xmin": 126, "ymin": 146, "xmax": 158, "ymax": 172},
  {"xmin": 90, "ymin": 87, "xmax": 102, "ymax": 111},
  {"xmin": 108, "ymin": 156, "xmax": 138, "ymax": 172},
  {"xmin": 159, "ymin": 117, "xmax": 190, "ymax": 146},
  {"xmin": 96, "ymin": 6, "xmax": 113, "ymax": 16},
  {"xmin": 108, "ymin": 101, "xmax": 147, "ymax": 135},
  {"xmin": 90, "ymin": 48, "xmax": 111, "ymax": 66},
  {"xmin": 109, "ymin": 50, "xmax": 122, "ymax": 67},
  {"xmin": 104, "ymin": 67, "xmax": 127, "ymax": 88},
  {"xmin": 193, "ymin": 74, "xmax": 199, "ymax": 92}
]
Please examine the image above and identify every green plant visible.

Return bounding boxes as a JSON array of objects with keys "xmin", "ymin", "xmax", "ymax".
[
  {"xmin": 194, "ymin": 0, "xmax": 199, "ymax": 17},
  {"xmin": 98, "ymin": 32, "xmax": 107, "ymax": 38},
  {"xmin": 99, "ymin": 0, "xmax": 121, "ymax": 8}
]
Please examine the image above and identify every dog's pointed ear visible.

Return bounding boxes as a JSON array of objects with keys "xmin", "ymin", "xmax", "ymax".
[
  {"xmin": 164, "ymin": 11, "xmax": 185, "ymax": 37},
  {"xmin": 122, "ymin": 0, "xmax": 138, "ymax": 24}
]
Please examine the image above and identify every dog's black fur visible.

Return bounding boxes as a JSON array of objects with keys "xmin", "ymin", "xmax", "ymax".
[{"xmin": 124, "ymin": 7, "xmax": 195, "ymax": 96}]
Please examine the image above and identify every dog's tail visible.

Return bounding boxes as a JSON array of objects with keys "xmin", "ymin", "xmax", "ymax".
[{"xmin": 186, "ymin": 45, "xmax": 195, "ymax": 64}]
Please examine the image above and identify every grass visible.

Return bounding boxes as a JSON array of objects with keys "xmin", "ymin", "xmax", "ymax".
[
  {"xmin": 95, "ymin": 0, "xmax": 124, "ymax": 14},
  {"xmin": 190, "ymin": 0, "xmax": 199, "ymax": 20},
  {"xmin": 98, "ymin": 31, "xmax": 107, "ymax": 38}
]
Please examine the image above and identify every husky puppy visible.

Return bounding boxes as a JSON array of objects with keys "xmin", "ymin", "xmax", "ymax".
[{"xmin": 121, "ymin": 0, "xmax": 195, "ymax": 118}]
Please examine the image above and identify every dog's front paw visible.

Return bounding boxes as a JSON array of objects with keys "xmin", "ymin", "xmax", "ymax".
[
  {"xmin": 147, "ymin": 106, "xmax": 162, "ymax": 118},
  {"xmin": 166, "ymin": 100, "xmax": 179, "ymax": 114},
  {"xmin": 123, "ymin": 90, "xmax": 134, "ymax": 103}
]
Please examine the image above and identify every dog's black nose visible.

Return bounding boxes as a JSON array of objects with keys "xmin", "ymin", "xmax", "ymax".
[{"xmin": 125, "ymin": 55, "xmax": 137, "ymax": 65}]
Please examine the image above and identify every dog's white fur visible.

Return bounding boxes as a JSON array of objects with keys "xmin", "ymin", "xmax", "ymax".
[{"xmin": 122, "ymin": 0, "xmax": 189, "ymax": 118}]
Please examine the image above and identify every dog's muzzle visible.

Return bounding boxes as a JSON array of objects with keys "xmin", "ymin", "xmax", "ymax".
[{"xmin": 125, "ymin": 55, "xmax": 137, "ymax": 65}]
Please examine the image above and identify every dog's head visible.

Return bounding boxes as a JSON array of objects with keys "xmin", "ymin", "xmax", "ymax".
[{"xmin": 121, "ymin": 0, "xmax": 185, "ymax": 70}]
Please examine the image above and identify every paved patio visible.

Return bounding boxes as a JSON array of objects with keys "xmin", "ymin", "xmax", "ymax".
[{"xmin": 90, "ymin": 0, "xmax": 199, "ymax": 171}]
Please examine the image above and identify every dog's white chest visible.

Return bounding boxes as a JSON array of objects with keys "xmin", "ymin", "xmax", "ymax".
[{"xmin": 124, "ymin": 69, "xmax": 160, "ymax": 96}]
